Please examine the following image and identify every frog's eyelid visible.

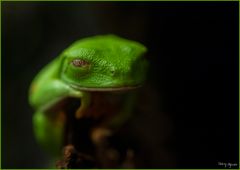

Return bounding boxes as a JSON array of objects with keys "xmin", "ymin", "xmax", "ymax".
[
  {"xmin": 72, "ymin": 59, "xmax": 84, "ymax": 66},
  {"xmin": 70, "ymin": 59, "xmax": 91, "ymax": 67}
]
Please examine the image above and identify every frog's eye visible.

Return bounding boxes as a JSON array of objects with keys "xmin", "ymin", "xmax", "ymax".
[{"xmin": 71, "ymin": 59, "xmax": 90, "ymax": 67}]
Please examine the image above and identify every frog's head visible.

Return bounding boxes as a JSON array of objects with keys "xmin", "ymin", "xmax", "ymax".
[{"xmin": 60, "ymin": 35, "xmax": 148, "ymax": 91}]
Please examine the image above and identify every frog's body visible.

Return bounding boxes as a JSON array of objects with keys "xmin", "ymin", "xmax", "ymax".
[{"xmin": 29, "ymin": 35, "xmax": 148, "ymax": 157}]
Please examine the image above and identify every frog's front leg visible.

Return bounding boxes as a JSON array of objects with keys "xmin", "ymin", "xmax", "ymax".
[
  {"xmin": 31, "ymin": 79, "xmax": 91, "ymax": 156},
  {"xmin": 75, "ymin": 93, "xmax": 91, "ymax": 119},
  {"xmin": 33, "ymin": 110, "xmax": 65, "ymax": 156}
]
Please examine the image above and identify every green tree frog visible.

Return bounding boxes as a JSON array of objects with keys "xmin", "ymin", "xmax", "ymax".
[{"xmin": 29, "ymin": 35, "xmax": 148, "ymax": 157}]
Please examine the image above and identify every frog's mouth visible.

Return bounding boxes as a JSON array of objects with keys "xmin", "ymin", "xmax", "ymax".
[{"xmin": 68, "ymin": 84, "xmax": 142, "ymax": 92}]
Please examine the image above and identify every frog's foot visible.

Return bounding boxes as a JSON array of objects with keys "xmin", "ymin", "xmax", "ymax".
[
  {"xmin": 56, "ymin": 144, "xmax": 96, "ymax": 169},
  {"xmin": 91, "ymin": 127, "xmax": 112, "ymax": 145}
]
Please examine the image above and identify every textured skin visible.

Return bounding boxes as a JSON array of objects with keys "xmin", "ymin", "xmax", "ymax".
[
  {"xmin": 29, "ymin": 34, "xmax": 148, "ymax": 156},
  {"xmin": 61, "ymin": 34, "xmax": 148, "ymax": 88}
]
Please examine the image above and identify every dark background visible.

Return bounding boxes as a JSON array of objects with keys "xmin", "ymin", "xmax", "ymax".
[{"xmin": 2, "ymin": 2, "xmax": 239, "ymax": 169}]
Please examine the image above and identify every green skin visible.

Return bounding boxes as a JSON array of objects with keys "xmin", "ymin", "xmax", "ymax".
[{"xmin": 29, "ymin": 35, "xmax": 148, "ymax": 157}]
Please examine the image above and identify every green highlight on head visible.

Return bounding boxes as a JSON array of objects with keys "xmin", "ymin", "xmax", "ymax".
[{"xmin": 60, "ymin": 34, "xmax": 148, "ymax": 90}]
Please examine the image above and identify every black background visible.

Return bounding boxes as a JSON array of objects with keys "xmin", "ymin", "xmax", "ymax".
[{"xmin": 2, "ymin": 2, "xmax": 239, "ymax": 169}]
